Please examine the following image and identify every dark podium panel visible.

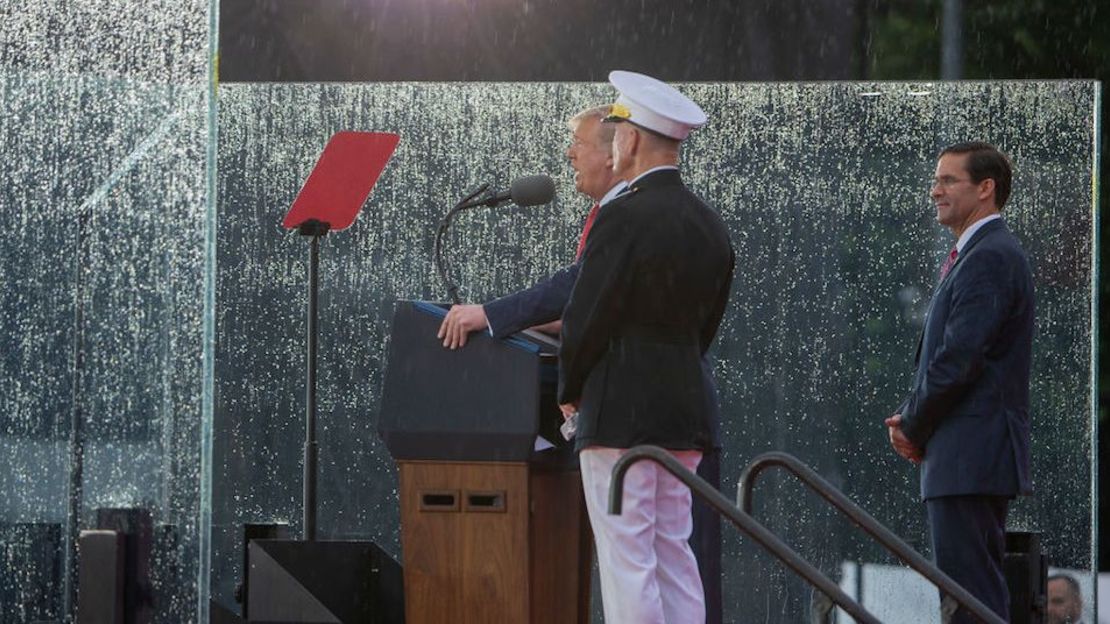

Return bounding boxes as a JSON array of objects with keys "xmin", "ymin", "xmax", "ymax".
[
  {"xmin": 379, "ymin": 300, "xmax": 591, "ymax": 624},
  {"xmin": 379, "ymin": 300, "xmax": 564, "ymax": 461}
]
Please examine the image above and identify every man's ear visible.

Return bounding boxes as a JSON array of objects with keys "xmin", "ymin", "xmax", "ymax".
[
  {"xmin": 978, "ymin": 177, "xmax": 996, "ymax": 203},
  {"xmin": 628, "ymin": 127, "xmax": 642, "ymax": 156}
]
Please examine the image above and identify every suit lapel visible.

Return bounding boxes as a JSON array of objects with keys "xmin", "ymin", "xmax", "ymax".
[
  {"xmin": 941, "ymin": 218, "xmax": 1005, "ymax": 283},
  {"xmin": 912, "ymin": 219, "xmax": 1006, "ymax": 366}
]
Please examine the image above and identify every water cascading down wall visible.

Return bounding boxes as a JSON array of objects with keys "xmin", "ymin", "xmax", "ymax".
[{"xmin": 0, "ymin": 3, "xmax": 1098, "ymax": 622}]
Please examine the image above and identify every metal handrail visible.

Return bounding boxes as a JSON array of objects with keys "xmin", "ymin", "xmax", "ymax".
[
  {"xmin": 609, "ymin": 446, "xmax": 882, "ymax": 624},
  {"xmin": 737, "ymin": 451, "xmax": 1006, "ymax": 624}
]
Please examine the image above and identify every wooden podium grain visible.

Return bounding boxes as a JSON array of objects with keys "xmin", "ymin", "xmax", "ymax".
[
  {"xmin": 398, "ymin": 461, "xmax": 591, "ymax": 623},
  {"xmin": 379, "ymin": 301, "xmax": 592, "ymax": 623}
]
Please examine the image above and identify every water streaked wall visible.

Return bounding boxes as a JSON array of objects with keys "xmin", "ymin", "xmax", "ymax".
[
  {"xmin": 0, "ymin": 12, "xmax": 1097, "ymax": 624},
  {"xmin": 0, "ymin": 1, "xmax": 212, "ymax": 621},
  {"xmin": 212, "ymin": 81, "xmax": 1097, "ymax": 621},
  {"xmin": 0, "ymin": 73, "xmax": 1097, "ymax": 621}
]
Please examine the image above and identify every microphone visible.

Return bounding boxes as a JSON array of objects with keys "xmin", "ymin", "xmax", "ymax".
[
  {"xmin": 466, "ymin": 174, "xmax": 556, "ymax": 208},
  {"xmin": 435, "ymin": 174, "xmax": 556, "ymax": 304}
]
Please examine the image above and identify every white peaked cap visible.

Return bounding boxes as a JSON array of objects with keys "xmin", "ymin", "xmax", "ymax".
[{"xmin": 605, "ymin": 70, "xmax": 707, "ymax": 141}]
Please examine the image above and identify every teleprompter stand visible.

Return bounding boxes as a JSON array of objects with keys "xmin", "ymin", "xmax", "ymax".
[
  {"xmin": 379, "ymin": 301, "xmax": 592, "ymax": 624},
  {"xmin": 242, "ymin": 131, "xmax": 403, "ymax": 624},
  {"xmin": 281, "ymin": 130, "xmax": 399, "ymax": 542}
]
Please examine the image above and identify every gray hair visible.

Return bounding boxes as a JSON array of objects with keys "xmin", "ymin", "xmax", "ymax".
[{"xmin": 567, "ymin": 105, "xmax": 616, "ymax": 146}]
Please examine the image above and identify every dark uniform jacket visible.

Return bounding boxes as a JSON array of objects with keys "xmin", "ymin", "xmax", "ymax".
[
  {"xmin": 900, "ymin": 218, "xmax": 1034, "ymax": 500},
  {"xmin": 558, "ymin": 168, "xmax": 734, "ymax": 452}
]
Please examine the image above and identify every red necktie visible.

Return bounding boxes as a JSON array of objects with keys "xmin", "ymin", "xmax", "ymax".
[
  {"xmin": 575, "ymin": 202, "xmax": 601, "ymax": 260},
  {"xmin": 939, "ymin": 247, "xmax": 958, "ymax": 280}
]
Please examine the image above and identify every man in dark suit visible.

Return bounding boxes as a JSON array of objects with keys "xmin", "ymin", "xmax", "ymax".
[
  {"xmin": 558, "ymin": 70, "xmax": 733, "ymax": 624},
  {"xmin": 886, "ymin": 141, "xmax": 1034, "ymax": 623},
  {"xmin": 437, "ymin": 103, "xmax": 726, "ymax": 623}
]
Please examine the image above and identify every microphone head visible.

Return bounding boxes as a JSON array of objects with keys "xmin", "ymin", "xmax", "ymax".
[{"xmin": 509, "ymin": 174, "xmax": 556, "ymax": 207}]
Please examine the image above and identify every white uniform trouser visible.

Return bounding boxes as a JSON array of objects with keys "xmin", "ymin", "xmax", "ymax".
[{"xmin": 579, "ymin": 446, "xmax": 705, "ymax": 624}]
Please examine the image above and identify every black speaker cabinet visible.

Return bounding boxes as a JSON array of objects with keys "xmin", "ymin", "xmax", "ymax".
[
  {"xmin": 76, "ymin": 530, "xmax": 125, "ymax": 624},
  {"xmin": 1004, "ymin": 531, "xmax": 1048, "ymax": 624},
  {"xmin": 246, "ymin": 540, "xmax": 403, "ymax": 624},
  {"xmin": 95, "ymin": 507, "xmax": 154, "ymax": 624}
]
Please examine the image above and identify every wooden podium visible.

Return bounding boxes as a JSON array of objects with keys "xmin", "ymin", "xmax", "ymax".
[{"xmin": 379, "ymin": 301, "xmax": 591, "ymax": 623}]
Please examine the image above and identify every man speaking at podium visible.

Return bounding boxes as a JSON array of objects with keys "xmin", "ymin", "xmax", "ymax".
[
  {"xmin": 558, "ymin": 71, "xmax": 734, "ymax": 624},
  {"xmin": 436, "ymin": 104, "xmax": 625, "ymax": 344},
  {"xmin": 438, "ymin": 98, "xmax": 727, "ymax": 622}
]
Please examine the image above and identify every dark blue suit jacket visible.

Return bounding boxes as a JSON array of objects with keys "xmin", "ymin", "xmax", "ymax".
[
  {"xmin": 484, "ymin": 263, "xmax": 579, "ymax": 339},
  {"xmin": 900, "ymin": 218, "xmax": 1034, "ymax": 500}
]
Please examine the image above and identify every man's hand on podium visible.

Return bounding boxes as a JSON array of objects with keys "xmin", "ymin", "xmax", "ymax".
[{"xmin": 438, "ymin": 304, "xmax": 489, "ymax": 349}]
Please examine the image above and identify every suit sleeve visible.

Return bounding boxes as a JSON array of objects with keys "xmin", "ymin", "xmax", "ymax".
[
  {"xmin": 899, "ymin": 249, "xmax": 1017, "ymax": 448},
  {"xmin": 557, "ymin": 211, "xmax": 635, "ymax": 404},
  {"xmin": 483, "ymin": 263, "xmax": 579, "ymax": 339}
]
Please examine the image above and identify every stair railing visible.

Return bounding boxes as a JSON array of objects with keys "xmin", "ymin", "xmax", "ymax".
[
  {"xmin": 737, "ymin": 450, "xmax": 1005, "ymax": 624},
  {"xmin": 609, "ymin": 445, "xmax": 881, "ymax": 624}
]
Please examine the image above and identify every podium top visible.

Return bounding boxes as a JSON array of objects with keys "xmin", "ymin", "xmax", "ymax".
[
  {"xmin": 379, "ymin": 300, "xmax": 565, "ymax": 462},
  {"xmin": 411, "ymin": 301, "xmax": 558, "ymax": 356},
  {"xmin": 282, "ymin": 131, "xmax": 400, "ymax": 232}
]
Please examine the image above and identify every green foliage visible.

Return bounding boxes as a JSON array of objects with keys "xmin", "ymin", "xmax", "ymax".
[
  {"xmin": 866, "ymin": 0, "xmax": 940, "ymax": 80},
  {"xmin": 870, "ymin": 0, "xmax": 1110, "ymax": 79}
]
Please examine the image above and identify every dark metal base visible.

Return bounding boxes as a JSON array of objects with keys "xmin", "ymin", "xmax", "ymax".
[
  {"xmin": 246, "ymin": 539, "xmax": 403, "ymax": 624},
  {"xmin": 211, "ymin": 599, "xmax": 246, "ymax": 624}
]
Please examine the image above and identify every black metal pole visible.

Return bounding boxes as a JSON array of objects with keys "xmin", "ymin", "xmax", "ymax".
[
  {"xmin": 941, "ymin": 0, "xmax": 964, "ymax": 79},
  {"xmin": 299, "ymin": 219, "xmax": 329, "ymax": 541}
]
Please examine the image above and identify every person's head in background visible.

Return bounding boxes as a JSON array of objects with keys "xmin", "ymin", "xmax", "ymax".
[{"xmin": 1046, "ymin": 574, "xmax": 1083, "ymax": 624}]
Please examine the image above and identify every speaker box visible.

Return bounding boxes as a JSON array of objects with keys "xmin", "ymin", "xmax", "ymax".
[
  {"xmin": 1004, "ymin": 531, "xmax": 1047, "ymax": 624},
  {"xmin": 247, "ymin": 540, "xmax": 403, "ymax": 624},
  {"xmin": 95, "ymin": 507, "xmax": 154, "ymax": 624},
  {"xmin": 239, "ymin": 523, "xmax": 291, "ymax": 620},
  {"xmin": 211, "ymin": 599, "xmax": 246, "ymax": 624},
  {"xmin": 76, "ymin": 530, "xmax": 125, "ymax": 624}
]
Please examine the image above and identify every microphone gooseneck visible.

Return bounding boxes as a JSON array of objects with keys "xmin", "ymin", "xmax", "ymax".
[
  {"xmin": 434, "ymin": 183, "xmax": 489, "ymax": 305},
  {"xmin": 463, "ymin": 174, "xmax": 557, "ymax": 209},
  {"xmin": 434, "ymin": 175, "xmax": 557, "ymax": 304}
]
